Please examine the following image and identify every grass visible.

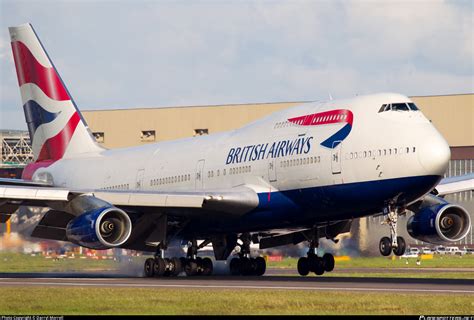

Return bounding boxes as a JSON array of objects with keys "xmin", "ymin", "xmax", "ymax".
[
  {"xmin": 0, "ymin": 252, "xmax": 472, "ymax": 280},
  {"xmin": 0, "ymin": 287, "xmax": 472, "ymax": 315},
  {"xmin": 0, "ymin": 252, "xmax": 118, "ymax": 273},
  {"xmin": 267, "ymin": 255, "xmax": 474, "ymax": 269}
]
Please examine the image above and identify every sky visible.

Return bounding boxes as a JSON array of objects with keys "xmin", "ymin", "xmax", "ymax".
[{"xmin": 0, "ymin": 0, "xmax": 473, "ymax": 130}]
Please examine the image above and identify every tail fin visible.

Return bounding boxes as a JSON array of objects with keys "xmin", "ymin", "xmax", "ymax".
[{"xmin": 9, "ymin": 23, "xmax": 103, "ymax": 163}]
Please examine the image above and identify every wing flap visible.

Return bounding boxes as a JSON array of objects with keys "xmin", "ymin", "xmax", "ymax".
[{"xmin": 0, "ymin": 185, "xmax": 70, "ymax": 201}]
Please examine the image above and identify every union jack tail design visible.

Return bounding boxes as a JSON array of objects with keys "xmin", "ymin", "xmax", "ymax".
[{"xmin": 9, "ymin": 24, "xmax": 102, "ymax": 178}]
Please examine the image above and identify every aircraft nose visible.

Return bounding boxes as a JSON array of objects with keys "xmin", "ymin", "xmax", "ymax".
[{"xmin": 417, "ymin": 130, "xmax": 450, "ymax": 176}]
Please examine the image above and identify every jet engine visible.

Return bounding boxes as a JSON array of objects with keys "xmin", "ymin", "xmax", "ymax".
[
  {"xmin": 66, "ymin": 206, "xmax": 132, "ymax": 249},
  {"xmin": 407, "ymin": 203, "xmax": 471, "ymax": 244}
]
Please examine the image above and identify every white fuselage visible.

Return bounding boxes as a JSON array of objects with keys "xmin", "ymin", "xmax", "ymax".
[{"xmin": 32, "ymin": 92, "xmax": 450, "ymax": 231}]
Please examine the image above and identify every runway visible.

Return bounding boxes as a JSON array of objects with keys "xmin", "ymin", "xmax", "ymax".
[{"xmin": 0, "ymin": 272, "xmax": 472, "ymax": 294}]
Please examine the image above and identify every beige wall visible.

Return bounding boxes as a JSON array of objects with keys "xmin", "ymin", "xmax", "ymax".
[
  {"xmin": 82, "ymin": 94, "xmax": 473, "ymax": 149},
  {"xmin": 411, "ymin": 94, "xmax": 473, "ymax": 147},
  {"xmin": 82, "ymin": 102, "xmax": 300, "ymax": 149}
]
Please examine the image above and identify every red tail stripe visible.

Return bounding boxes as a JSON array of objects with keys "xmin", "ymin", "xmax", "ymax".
[
  {"xmin": 36, "ymin": 112, "xmax": 81, "ymax": 161},
  {"xmin": 11, "ymin": 41, "xmax": 70, "ymax": 101},
  {"xmin": 21, "ymin": 161, "xmax": 54, "ymax": 180},
  {"xmin": 288, "ymin": 109, "xmax": 353, "ymax": 126}
]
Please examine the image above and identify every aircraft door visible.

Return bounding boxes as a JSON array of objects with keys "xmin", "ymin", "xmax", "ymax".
[
  {"xmin": 136, "ymin": 169, "xmax": 145, "ymax": 190},
  {"xmin": 331, "ymin": 141, "xmax": 342, "ymax": 174},
  {"xmin": 268, "ymin": 158, "xmax": 277, "ymax": 182},
  {"xmin": 195, "ymin": 159, "xmax": 205, "ymax": 189}
]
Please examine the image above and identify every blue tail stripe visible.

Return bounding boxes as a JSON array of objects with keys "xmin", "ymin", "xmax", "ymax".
[{"xmin": 23, "ymin": 100, "xmax": 60, "ymax": 142}]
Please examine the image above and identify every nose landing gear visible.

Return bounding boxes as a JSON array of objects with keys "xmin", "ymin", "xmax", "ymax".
[{"xmin": 379, "ymin": 202, "xmax": 406, "ymax": 256}]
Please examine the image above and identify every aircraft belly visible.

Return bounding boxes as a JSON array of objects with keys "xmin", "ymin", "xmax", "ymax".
[{"xmin": 178, "ymin": 174, "xmax": 441, "ymax": 235}]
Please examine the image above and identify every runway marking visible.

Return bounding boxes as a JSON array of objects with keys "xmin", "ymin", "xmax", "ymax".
[{"xmin": 0, "ymin": 280, "xmax": 472, "ymax": 294}]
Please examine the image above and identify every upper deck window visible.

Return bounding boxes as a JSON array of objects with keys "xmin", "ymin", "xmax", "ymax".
[
  {"xmin": 379, "ymin": 102, "xmax": 415, "ymax": 113},
  {"xmin": 391, "ymin": 103, "xmax": 409, "ymax": 111}
]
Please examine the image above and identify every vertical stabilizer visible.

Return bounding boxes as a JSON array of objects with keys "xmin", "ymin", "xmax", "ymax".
[{"xmin": 9, "ymin": 23, "xmax": 103, "ymax": 164}]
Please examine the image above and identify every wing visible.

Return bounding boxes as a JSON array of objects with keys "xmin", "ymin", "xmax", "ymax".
[
  {"xmin": 0, "ymin": 179, "xmax": 259, "ymax": 251},
  {"xmin": 432, "ymin": 173, "xmax": 474, "ymax": 196},
  {"xmin": 0, "ymin": 180, "xmax": 259, "ymax": 215}
]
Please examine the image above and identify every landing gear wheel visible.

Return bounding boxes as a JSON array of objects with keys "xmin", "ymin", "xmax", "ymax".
[
  {"xmin": 255, "ymin": 257, "xmax": 266, "ymax": 276},
  {"xmin": 230, "ymin": 257, "xmax": 240, "ymax": 275},
  {"xmin": 154, "ymin": 257, "xmax": 166, "ymax": 276},
  {"xmin": 195, "ymin": 257, "xmax": 203, "ymax": 275},
  {"xmin": 322, "ymin": 253, "xmax": 335, "ymax": 272},
  {"xmin": 179, "ymin": 257, "xmax": 187, "ymax": 270},
  {"xmin": 297, "ymin": 257, "xmax": 309, "ymax": 276},
  {"xmin": 144, "ymin": 258, "xmax": 155, "ymax": 277},
  {"xmin": 163, "ymin": 258, "xmax": 172, "ymax": 277},
  {"xmin": 239, "ymin": 257, "xmax": 252, "ymax": 276},
  {"xmin": 171, "ymin": 257, "xmax": 183, "ymax": 276},
  {"xmin": 184, "ymin": 259, "xmax": 198, "ymax": 276},
  {"xmin": 393, "ymin": 236, "xmax": 406, "ymax": 256},
  {"xmin": 201, "ymin": 257, "xmax": 213, "ymax": 276},
  {"xmin": 307, "ymin": 255, "xmax": 318, "ymax": 273},
  {"xmin": 314, "ymin": 257, "xmax": 325, "ymax": 276},
  {"xmin": 379, "ymin": 237, "xmax": 392, "ymax": 256}
]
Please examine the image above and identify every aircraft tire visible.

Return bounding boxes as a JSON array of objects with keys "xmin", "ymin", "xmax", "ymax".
[
  {"xmin": 171, "ymin": 257, "xmax": 183, "ymax": 276},
  {"xmin": 307, "ymin": 255, "xmax": 318, "ymax": 273},
  {"xmin": 255, "ymin": 257, "xmax": 266, "ymax": 276},
  {"xmin": 297, "ymin": 257, "xmax": 309, "ymax": 276},
  {"xmin": 379, "ymin": 237, "xmax": 392, "ymax": 256},
  {"xmin": 239, "ymin": 257, "xmax": 252, "ymax": 276},
  {"xmin": 393, "ymin": 237, "xmax": 406, "ymax": 256},
  {"xmin": 201, "ymin": 257, "xmax": 213, "ymax": 276},
  {"xmin": 323, "ymin": 253, "xmax": 335, "ymax": 272},
  {"xmin": 230, "ymin": 257, "xmax": 240, "ymax": 275},
  {"xmin": 154, "ymin": 257, "xmax": 166, "ymax": 276},
  {"xmin": 184, "ymin": 259, "xmax": 198, "ymax": 276},
  {"xmin": 163, "ymin": 258, "xmax": 172, "ymax": 277},
  {"xmin": 144, "ymin": 258, "xmax": 155, "ymax": 277},
  {"xmin": 314, "ymin": 257, "xmax": 325, "ymax": 275}
]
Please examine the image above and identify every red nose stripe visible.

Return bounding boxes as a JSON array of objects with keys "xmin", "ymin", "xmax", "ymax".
[
  {"xmin": 288, "ymin": 109, "xmax": 353, "ymax": 126},
  {"xmin": 11, "ymin": 40, "xmax": 70, "ymax": 101}
]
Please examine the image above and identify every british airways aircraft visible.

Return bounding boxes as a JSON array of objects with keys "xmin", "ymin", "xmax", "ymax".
[{"xmin": 1, "ymin": 24, "xmax": 472, "ymax": 277}]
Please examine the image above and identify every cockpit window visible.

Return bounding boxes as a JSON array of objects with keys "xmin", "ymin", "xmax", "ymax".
[
  {"xmin": 391, "ymin": 103, "xmax": 409, "ymax": 111},
  {"xmin": 379, "ymin": 102, "xmax": 414, "ymax": 113}
]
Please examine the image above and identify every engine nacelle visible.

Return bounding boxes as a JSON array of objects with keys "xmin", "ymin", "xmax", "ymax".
[
  {"xmin": 407, "ymin": 203, "xmax": 471, "ymax": 244},
  {"xmin": 66, "ymin": 206, "xmax": 132, "ymax": 250}
]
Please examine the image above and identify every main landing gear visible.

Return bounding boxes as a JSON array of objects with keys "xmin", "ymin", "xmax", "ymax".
[
  {"xmin": 229, "ymin": 233, "xmax": 266, "ymax": 276},
  {"xmin": 379, "ymin": 202, "xmax": 406, "ymax": 257},
  {"xmin": 297, "ymin": 230, "xmax": 335, "ymax": 276},
  {"xmin": 143, "ymin": 239, "xmax": 213, "ymax": 277}
]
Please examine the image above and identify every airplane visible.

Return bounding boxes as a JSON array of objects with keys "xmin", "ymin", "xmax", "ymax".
[{"xmin": 1, "ymin": 23, "xmax": 472, "ymax": 277}]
